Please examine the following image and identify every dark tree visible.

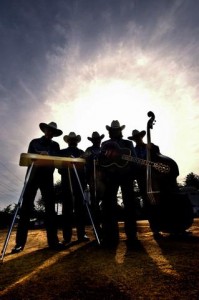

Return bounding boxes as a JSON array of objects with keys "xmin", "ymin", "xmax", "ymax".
[
  {"xmin": 184, "ymin": 172, "xmax": 199, "ymax": 189},
  {"xmin": 0, "ymin": 204, "xmax": 16, "ymax": 228}
]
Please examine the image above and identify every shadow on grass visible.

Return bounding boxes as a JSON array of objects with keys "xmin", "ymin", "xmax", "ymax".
[
  {"xmin": 1, "ymin": 221, "xmax": 199, "ymax": 300},
  {"xmin": 0, "ymin": 240, "xmax": 89, "ymax": 292},
  {"xmin": 0, "ymin": 239, "xmax": 161, "ymax": 300}
]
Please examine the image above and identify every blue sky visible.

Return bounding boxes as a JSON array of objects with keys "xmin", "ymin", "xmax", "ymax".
[{"xmin": 0, "ymin": 0, "xmax": 199, "ymax": 209}]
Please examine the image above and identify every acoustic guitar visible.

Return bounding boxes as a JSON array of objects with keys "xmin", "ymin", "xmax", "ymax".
[{"xmin": 100, "ymin": 142, "xmax": 170, "ymax": 173}]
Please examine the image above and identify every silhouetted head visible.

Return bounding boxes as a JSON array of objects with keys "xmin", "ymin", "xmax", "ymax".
[
  {"xmin": 87, "ymin": 131, "xmax": 105, "ymax": 146},
  {"xmin": 63, "ymin": 132, "xmax": 81, "ymax": 147},
  {"xmin": 128, "ymin": 129, "xmax": 146, "ymax": 144},
  {"xmin": 106, "ymin": 120, "xmax": 125, "ymax": 139},
  {"xmin": 39, "ymin": 122, "xmax": 63, "ymax": 139}
]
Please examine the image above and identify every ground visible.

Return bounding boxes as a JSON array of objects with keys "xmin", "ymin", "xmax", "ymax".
[{"xmin": 0, "ymin": 219, "xmax": 199, "ymax": 300}]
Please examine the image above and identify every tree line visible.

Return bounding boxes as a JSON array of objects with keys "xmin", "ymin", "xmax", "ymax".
[{"xmin": 0, "ymin": 172, "xmax": 199, "ymax": 229}]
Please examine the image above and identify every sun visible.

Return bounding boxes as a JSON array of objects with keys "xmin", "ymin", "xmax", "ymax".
[
  {"xmin": 69, "ymin": 79, "xmax": 154, "ymax": 136},
  {"xmin": 47, "ymin": 77, "xmax": 175, "ymax": 154}
]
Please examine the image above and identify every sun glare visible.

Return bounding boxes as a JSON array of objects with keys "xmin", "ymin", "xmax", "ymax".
[
  {"xmin": 44, "ymin": 42, "xmax": 199, "ymax": 183},
  {"xmin": 48, "ymin": 77, "xmax": 176, "ymax": 153},
  {"xmin": 71, "ymin": 79, "xmax": 153, "ymax": 131}
]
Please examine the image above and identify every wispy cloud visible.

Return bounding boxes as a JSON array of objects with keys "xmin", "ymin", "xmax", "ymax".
[
  {"xmin": 42, "ymin": 1, "xmax": 199, "ymax": 184},
  {"xmin": 0, "ymin": 0, "xmax": 199, "ymax": 208}
]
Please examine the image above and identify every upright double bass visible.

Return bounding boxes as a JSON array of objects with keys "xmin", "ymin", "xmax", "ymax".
[{"xmin": 146, "ymin": 111, "xmax": 193, "ymax": 234}]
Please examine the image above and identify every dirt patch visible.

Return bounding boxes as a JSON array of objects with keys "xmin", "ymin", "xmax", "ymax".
[{"xmin": 0, "ymin": 219, "xmax": 199, "ymax": 299}]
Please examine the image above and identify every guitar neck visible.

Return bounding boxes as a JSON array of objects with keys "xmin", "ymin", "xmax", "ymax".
[
  {"xmin": 122, "ymin": 154, "xmax": 169, "ymax": 173},
  {"xmin": 100, "ymin": 142, "xmax": 170, "ymax": 173},
  {"xmin": 122, "ymin": 154, "xmax": 151, "ymax": 166}
]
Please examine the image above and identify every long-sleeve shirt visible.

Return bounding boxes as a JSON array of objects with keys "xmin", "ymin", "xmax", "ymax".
[{"xmin": 27, "ymin": 135, "xmax": 60, "ymax": 176}]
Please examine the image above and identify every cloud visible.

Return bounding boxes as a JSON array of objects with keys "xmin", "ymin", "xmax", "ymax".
[
  {"xmin": 0, "ymin": 0, "xmax": 199, "ymax": 208},
  {"xmin": 42, "ymin": 4, "xmax": 199, "ymax": 185}
]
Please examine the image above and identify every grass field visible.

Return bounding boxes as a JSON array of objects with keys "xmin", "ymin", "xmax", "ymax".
[{"xmin": 0, "ymin": 219, "xmax": 199, "ymax": 300}]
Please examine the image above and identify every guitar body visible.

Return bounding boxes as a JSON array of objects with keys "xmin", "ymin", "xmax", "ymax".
[
  {"xmin": 100, "ymin": 142, "xmax": 131, "ymax": 168},
  {"xmin": 100, "ymin": 141, "xmax": 171, "ymax": 174}
]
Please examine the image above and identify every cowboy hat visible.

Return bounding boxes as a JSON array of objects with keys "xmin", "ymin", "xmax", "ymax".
[
  {"xmin": 39, "ymin": 122, "xmax": 63, "ymax": 137},
  {"xmin": 87, "ymin": 131, "xmax": 105, "ymax": 141},
  {"xmin": 128, "ymin": 129, "xmax": 146, "ymax": 141},
  {"xmin": 63, "ymin": 132, "xmax": 81, "ymax": 143},
  {"xmin": 106, "ymin": 120, "xmax": 125, "ymax": 131}
]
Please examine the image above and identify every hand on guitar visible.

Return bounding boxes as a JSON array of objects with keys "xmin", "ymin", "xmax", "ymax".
[
  {"xmin": 100, "ymin": 142, "xmax": 131, "ymax": 168},
  {"xmin": 102, "ymin": 141, "xmax": 124, "ymax": 159},
  {"xmin": 104, "ymin": 148, "xmax": 118, "ymax": 159}
]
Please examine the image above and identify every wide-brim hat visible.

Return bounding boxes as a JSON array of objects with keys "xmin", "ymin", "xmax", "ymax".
[
  {"xmin": 39, "ymin": 122, "xmax": 63, "ymax": 137},
  {"xmin": 128, "ymin": 129, "xmax": 146, "ymax": 141},
  {"xmin": 64, "ymin": 132, "xmax": 81, "ymax": 143},
  {"xmin": 106, "ymin": 120, "xmax": 125, "ymax": 131},
  {"xmin": 87, "ymin": 131, "xmax": 105, "ymax": 141}
]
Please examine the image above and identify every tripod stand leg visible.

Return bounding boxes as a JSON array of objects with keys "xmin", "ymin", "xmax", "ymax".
[
  {"xmin": 93, "ymin": 159, "xmax": 97, "ymax": 200},
  {"xmin": 72, "ymin": 163, "xmax": 101, "ymax": 245},
  {"xmin": 68, "ymin": 167, "xmax": 75, "ymax": 213},
  {"xmin": 0, "ymin": 162, "xmax": 34, "ymax": 263}
]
